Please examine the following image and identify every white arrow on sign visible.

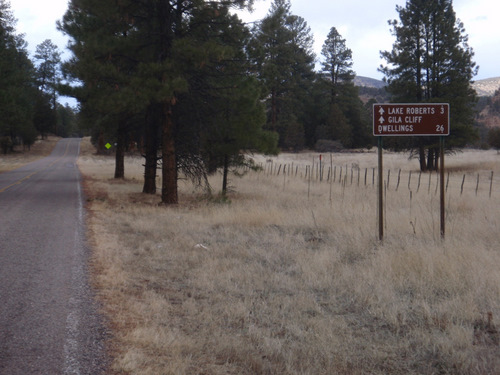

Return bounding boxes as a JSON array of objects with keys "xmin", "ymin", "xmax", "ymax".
[
  {"xmin": 378, "ymin": 107, "xmax": 385, "ymax": 115},
  {"xmin": 379, "ymin": 116, "xmax": 385, "ymax": 124}
]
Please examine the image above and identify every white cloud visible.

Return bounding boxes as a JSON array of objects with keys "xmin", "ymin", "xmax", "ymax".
[
  {"xmin": 9, "ymin": 0, "xmax": 500, "ymax": 80},
  {"xmin": 240, "ymin": 0, "xmax": 499, "ymax": 80},
  {"xmin": 10, "ymin": 0, "xmax": 70, "ymax": 55}
]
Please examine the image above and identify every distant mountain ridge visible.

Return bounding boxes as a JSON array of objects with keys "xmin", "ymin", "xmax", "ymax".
[
  {"xmin": 353, "ymin": 76, "xmax": 387, "ymax": 89},
  {"xmin": 472, "ymin": 77, "xmax": 500, "ymax": 97},
  {"xmin": 477, "ymin": 86, "xmax": 500, "ymax": 129},
  {"xmin": 354, "ymin": 75, "xmax": 500, "ymax": 97}
]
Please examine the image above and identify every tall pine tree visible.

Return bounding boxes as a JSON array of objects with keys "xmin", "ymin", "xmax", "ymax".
[
  {"xmin": 321, "ymin": 27, "xmax": 354, "ymax": 101},
  {"xmin": 58, "ymin": 0, "xmax": 143, "ymax": 178},
  {"xmin": 174, "ymin": 3, "xmax": 278, "ymax": 195},
  {"xmin": 248, "ymin": 0, "xmax": 315, "ymax": 149},
  {"xmin": 380, "ymin": 0, "xmax": 478, "ymax": 170},
  {"xmin": 317, "ymin": 27, "xmax": 371, "ymax": 149},
  {"xmin": 59, "ymin": 0, "xmax": 257, "ymax": 202},
  {"xmin": 0, "ymin": 0, "xmax": 37, "ymax": 149}
]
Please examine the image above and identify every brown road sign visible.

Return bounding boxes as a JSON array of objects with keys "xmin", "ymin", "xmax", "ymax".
[{"xmin": 373, "ymin": 103, "xmax": 449, "ymax": 136}]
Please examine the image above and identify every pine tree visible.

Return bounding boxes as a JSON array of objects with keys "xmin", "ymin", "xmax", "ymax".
[
  {"xmin": 321, "ymin": 27, "xmax": 354, "ymax": 101},
  {"xmin": 33, "ymin": 91, "xmax": 56, "ymax": 139},
  {"xmin": 248, "ymin": 0, "xmax": 315, "ymax": 149},
  {"xmin": 0, "ymin": 0, "xmax": 37, "ymax": 149},
  {"xmin": 202, "ymin": 76, "xmax": 278, "ymax": 196},
  {"xmin": 174, "ymin": 4, "xmax": 277, "ymax": 195},
  {"xmin": 488, "ymin": 128, "xmax": 500, "ymax": 151},
  {"xmin": 318, "ymin": 27, "xmax": 371, "ymax": 149},
  {"xmin": 380, "ymin": 0, "xmax": 478, "ymax": 170},
  {"xmin": 56, "ymin": 104, "xmax": 78, "ymax": 138},
  {"xmin": 58, "ymin": 0, "xmax": 141, "ymax": 179},
  {"xmin": 59, "ymin": 0, "xmax": 257, "ymax": 202},
  {"xmin": 33, "ymin": 40, "xmax": 61, "ymax": 137},
  {"xmin": 34, "ymin": 40, "xmax": 61, "ymax": 109}
]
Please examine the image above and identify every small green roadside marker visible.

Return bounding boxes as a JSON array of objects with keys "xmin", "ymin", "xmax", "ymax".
[{"xmin": 105, "ymin": 143, "xmax": 112, "ymax": 149}]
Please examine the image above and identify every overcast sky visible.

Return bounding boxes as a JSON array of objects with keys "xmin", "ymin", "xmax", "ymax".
[{"xmin": 9, "ymin": 0, "xmax": 500, "ymax": 81}]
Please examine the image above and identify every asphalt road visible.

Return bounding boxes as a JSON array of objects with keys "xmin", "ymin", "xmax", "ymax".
[{"xmin": 0, "ymin": 138, "xmax": 108, "ymax": 374}]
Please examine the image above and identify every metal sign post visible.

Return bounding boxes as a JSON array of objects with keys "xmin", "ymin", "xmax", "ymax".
[
  {"xmin": 373, "ymin": 103, "xmax": 450, "ymax": 240},
  {"xmin": 378, "ymin": 137, "xmax": 383, "ymax": 241},
  {"xmin": 440, "ymin": 136, "xmax": 445, "ymax": 238}
]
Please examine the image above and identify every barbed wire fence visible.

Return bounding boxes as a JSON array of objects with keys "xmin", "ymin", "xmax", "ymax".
[{"xmin": 252, "ymin": 158, "xmax": 497, "ymax": 199}]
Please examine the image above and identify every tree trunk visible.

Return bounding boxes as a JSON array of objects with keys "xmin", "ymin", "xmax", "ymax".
[
  {"xmin": 222, "ymin": 154, "xmax": 229, "ymax": 197},
  {"xmin": 418, "ymin": 145, "xmax": 427, "ymax": 172},
  {"xmin": 427, "ymin": 147, "xmax": 435, "ymax": 171},
  {"xmin": 271, "ymin": 88, "xmax": 277, "ymax": 131},
  {"xmin": 426, "ymin": 147, "xmax": 440, "ymax": 171},
  {"xmin": 143, "ymin": 105, "xmax": 159, "ymax": 194},
  {"xmin": 114, "ymin": 129, "xmax": 125, "ymax": 179},
  {"xmin": 434, "ymin": 148, "xmax": 440, "ymax": 171},
  {"xmin": 161, "ymin": 101, "xmax": 178, "ymax": 205},
  {"xmin": 53, "ymin": 102, "xmax": 58, "ymax": 136},
  {"xmin": 97, "ymin": 131, "xmax": 106, "ymax": 155}
]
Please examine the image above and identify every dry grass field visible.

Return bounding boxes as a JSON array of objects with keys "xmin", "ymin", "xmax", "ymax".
[
  {"xmin": 77, "ymin": 138, "xmax": 500, "ymax": 374},
  {"xmin": 0, "ymin": 136, "xmax": 60, "ymax": 173}
]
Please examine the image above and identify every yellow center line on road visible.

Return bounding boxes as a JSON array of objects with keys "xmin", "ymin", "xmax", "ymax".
[{"xmin": 0, "ymin": 140, "xmax": 72, "ymax": 194}]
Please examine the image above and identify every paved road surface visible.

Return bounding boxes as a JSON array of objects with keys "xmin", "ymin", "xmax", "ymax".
[{"xmin": 0, "ymin": 139, "xmax": 108, "ymax": 374}]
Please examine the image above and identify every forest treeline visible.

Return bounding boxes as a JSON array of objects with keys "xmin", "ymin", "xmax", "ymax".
[
  {"xmin": 56, "ymin": 0, "xmax": 380, "ymax": 203},
  {"xmin": 0, "ymin": 2, "xmax": 77, "ymax": 153},
  {"xmin": 1, "ymin": 0, "xmax": 482, "ymax": 201}
]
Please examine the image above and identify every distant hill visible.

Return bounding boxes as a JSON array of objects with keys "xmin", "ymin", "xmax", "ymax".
[
  {"xmin": 354, "ymin": 76, "xmax": 386, "ymax": 89},
  {"xmin": 354, "ymin": 75, "xmax": 500, "ymax": 97},
  {"xmin": 473, "ymin": 77, "xmax": 500, "ymax": 97},
  {"xmin": 477, "ymin": 87, "xmax": 500, "ymax": 129}
]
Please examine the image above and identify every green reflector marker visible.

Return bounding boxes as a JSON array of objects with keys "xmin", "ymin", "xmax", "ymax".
[{"xmin": 105, "ymin": 143, "xmax": 112, "ymax": 149}]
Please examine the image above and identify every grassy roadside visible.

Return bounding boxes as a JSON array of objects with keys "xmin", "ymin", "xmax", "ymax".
[
  {"xmin": 79, "ymin": 138, "xmax": 500, "ymax": 374},
  {"xmin": 0, "ymin": 136, "xmax": 60, "ymax": 173}
]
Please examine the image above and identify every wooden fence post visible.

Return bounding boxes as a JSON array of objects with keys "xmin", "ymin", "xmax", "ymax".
[
  {"xmin": 435, "ymin": 170, "xmax": 439, "ymax": 195},
  {"xmin": 490, "ymin": 171, "xmax": 494, "ymax": 198}
]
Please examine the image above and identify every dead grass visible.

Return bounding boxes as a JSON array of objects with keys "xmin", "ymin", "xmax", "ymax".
[
  {"xmin": 78, "ymin": 138, "xmax": 500, "ymax": 374},
  {"xmin": 0, "ymin": 136, "xmax": 60, "ymax": 173}
]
